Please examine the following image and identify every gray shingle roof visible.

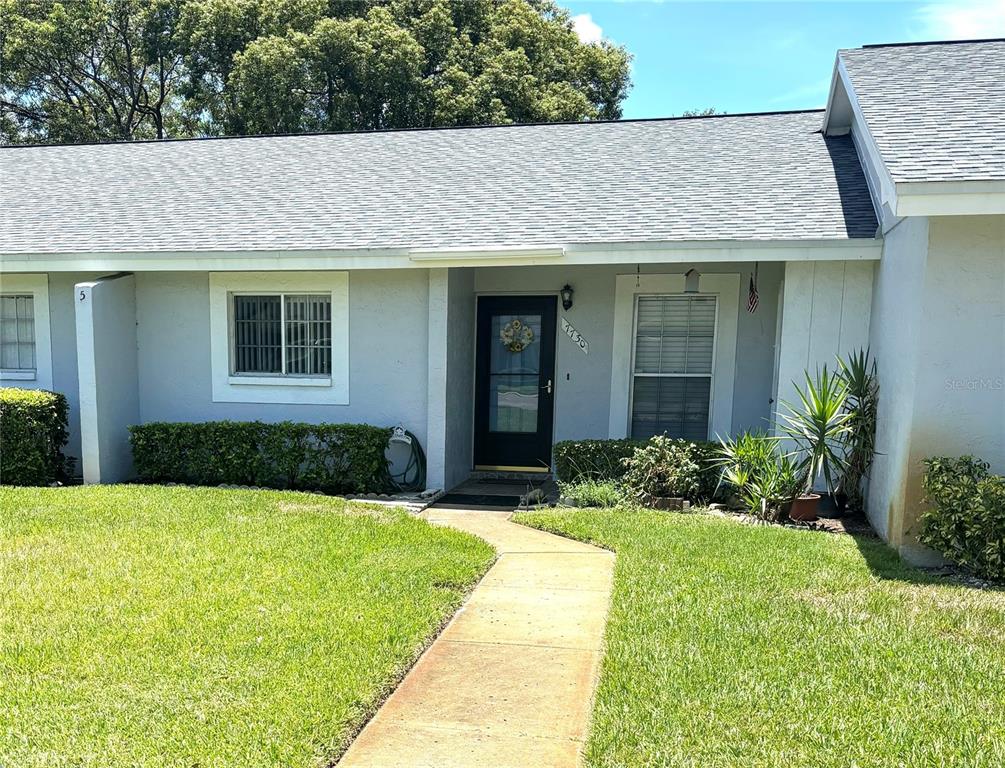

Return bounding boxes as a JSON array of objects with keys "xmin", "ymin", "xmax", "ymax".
[
  {"xmin": 840, "ymin": 39, "xmax": 1005, "ymax": 183},
  {"xmin": 0, "ymin": 111, "xmax": 876, "ymax": 256}
]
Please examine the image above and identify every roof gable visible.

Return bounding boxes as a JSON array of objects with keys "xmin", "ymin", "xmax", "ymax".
[{"xmin": 837, "ymin": 39, "xmax": 1005, "ymax": 184}]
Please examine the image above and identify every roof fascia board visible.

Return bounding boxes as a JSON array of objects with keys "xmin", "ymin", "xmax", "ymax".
[
  {"xmin": 895, "ymin": 181, "xmax": 1005, "ymax": 216},
  {"xmin": 0, "ymin": 239, "xmax": 881, "ymax": 273},
  {"xmin": 821, "ymin": 56, "xmax": 847, "ymax": 134},
  {"xmin": 408, "ymin": 245, "xmax": 565, "ymax": 261},
  {"xmin": 836, "ymin": 57, "xmax": 899, "ymax": 224}
]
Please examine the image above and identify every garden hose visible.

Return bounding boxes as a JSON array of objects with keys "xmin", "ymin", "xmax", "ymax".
[{"xmin": 387, "ymin": 427, "xmax": 427, "ymax": 493}]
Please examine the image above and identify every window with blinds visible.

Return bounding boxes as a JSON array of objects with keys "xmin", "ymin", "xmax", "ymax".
[
  {"xmin": 232, "ymin": 294, "xmax": 332, "ymax": 376},
  {"xmin": 630, "ymin": 295, "xmax": 716, "ymax": 441},
  {"xmin": 1, "ymin": 294, "xmax": 36, "ymax": 372}
]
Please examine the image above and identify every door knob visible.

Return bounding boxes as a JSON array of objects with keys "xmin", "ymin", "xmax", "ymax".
[{"xmin": 542, "ymin": 379, "xmax": 552, "ymax": 395}]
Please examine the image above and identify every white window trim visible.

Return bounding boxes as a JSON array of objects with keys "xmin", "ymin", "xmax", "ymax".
[
  {"xmin": 609, "ymin": 273, "xmax": 739, "ymax": 440},
  {"xmin": 0, "ymin": 273, "xmax": 53, "ymax": 390},
  {"xmin": 209, "ymin": 272, "xmax": 349, "ymax": 405}
]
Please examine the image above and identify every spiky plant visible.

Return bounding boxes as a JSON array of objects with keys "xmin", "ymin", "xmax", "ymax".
[
  {"xmin": 836, "ymin": 348, "xmax": 879, "ymax": 512},
  {"xmin": 780, "ymin": 366, "xmax": 853, "ymax": 496}
]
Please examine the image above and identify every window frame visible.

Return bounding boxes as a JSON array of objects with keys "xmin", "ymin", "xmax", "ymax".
[
  {"xmin": 609, "ymin": 272, "xmax": 739, "ymax": 440},
  {"xmin": 209, "ymin": 272, "xmax": 349, "ymax": 405},
  {"xmin": 228, "ymin": 292, "xmax": 333, "ymax": 381},
  {"xmin": 0, "ymin": 274, "xmax": 53, "ymax": 389},
  {"xmin": 628, "ymin": 294, "xmax": 719, "ymax": 441}
]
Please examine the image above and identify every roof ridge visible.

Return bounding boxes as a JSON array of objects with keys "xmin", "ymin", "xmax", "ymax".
[
  {"xmin": 856, "ymin": 37, "xmax": 1005, "ymax": 50},
  {"xmin": 0, "ymin": 109, "xmax": 825, "ymax": 151}
]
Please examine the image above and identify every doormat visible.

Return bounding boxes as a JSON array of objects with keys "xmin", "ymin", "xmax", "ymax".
[
  {"xmin": 475, "ymin": 478, "xmax": 546, "ymax": 487},
  {"xmin": 433, "ymin": 493, "xmax": 523, "ymax": 509}
]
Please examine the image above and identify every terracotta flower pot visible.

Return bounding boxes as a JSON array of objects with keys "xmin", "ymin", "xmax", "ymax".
[{"xmin": 789, "ymin": 493, "xmax": 821, "ymax": 521}]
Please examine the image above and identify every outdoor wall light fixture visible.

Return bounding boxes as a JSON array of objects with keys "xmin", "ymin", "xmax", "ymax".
[
  {"xmin": 560, "ymin": 284, "xmax": 574, "ymax": 311},
  {"xmin": 684, "ymin": 269, "xmax": 701, "ymax": 294}
]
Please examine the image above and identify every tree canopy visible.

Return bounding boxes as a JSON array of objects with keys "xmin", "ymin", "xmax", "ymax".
[{"xmin": 0, "ymin": 0, "xmax": 632, "ymax": 144}]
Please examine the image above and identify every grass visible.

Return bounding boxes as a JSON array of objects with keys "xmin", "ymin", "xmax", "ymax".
[
  {"xmin": 0, "ymin": 485, "xmax": 494, "ymax": 768},
  {"xmin": 516, "ymin": 507, "xmax": 1005, "ymax": 768}
]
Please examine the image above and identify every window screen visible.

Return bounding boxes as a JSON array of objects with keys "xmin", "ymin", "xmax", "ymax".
[
  {"xmin": 0, "ymin": 294, "xmax": 35, "ymax": 371},
  {"xmin": 232, "ymin": 294, "xmax": 331, "ymax": 376},
  {"xmin": 630, "ymin": 295, "xmax": 715, "ymax": 440}
]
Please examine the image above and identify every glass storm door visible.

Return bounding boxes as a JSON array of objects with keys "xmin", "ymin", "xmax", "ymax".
[{"xmin": 474, "ymin": 296, "xmax": 557, "ymax": 471}]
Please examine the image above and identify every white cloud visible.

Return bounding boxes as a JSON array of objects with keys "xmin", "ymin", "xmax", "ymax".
[
  {"xmin": 572, "ymin": 13, "xmax": 603, "ymax": 44},
  {"xmin": 915, "ymin": 0, "xmax": 1005, "ymax": 39}
]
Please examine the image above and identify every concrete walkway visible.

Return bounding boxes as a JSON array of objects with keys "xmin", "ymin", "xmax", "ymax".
[{"xmin": 337, "ymin": 510, "xmax": 616, "ymax": 768}]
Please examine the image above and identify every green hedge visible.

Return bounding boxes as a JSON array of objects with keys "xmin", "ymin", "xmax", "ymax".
[
  {"xmin": 921, "ymin": 456, "xmax": 1005, "ymax": 581},
  {"xmin": 553, "ymin": 439, "xmax": 643, "ymax": 482},
  {"xmin": 0, "ymin": 387, "xmax": 70, "ymax": 486},
  {"xmin": 129, "ymin": 421, "xmax": 392, "ymax": 494}
]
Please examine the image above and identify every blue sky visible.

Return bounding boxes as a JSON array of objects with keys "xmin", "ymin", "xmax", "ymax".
[{"xmin": 561, "ymin": 1, "xmax": 1005, "ymax": 117}]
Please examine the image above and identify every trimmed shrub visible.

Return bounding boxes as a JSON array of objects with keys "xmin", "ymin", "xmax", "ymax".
[
  {"xmin": 553, "ymin": 439, "xmax": 643, "ymax": 482},
  {"xmin": 921, "ymin": 456, "xmax": 1005, "ymax": 581},
  {"xmin": 622, "ymin": 436, "xmax": 707, "ymax": 504},
  {"xmin": 0, "ymin": 387, "xmax": 70, "ymax": 486},
  {"xmin": 129, "ymin": 421, "xmax": 392, "ymax": 494}
]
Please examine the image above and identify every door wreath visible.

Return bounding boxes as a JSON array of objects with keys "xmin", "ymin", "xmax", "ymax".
[{"xmin": 500, "ymin": 318, "xmax": 534, "ymax": 352}]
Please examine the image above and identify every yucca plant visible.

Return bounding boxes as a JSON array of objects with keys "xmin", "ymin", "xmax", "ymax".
[
  {"xmin": 713, "ymin": 431, "xmax": 803, "ymax": 520},
  {"xmin": 836, "ymin": 348, "xmax": 879, "ymax": 512},
  {"xmin": 710, "ymin": 430, "xmax": 777, "ymax": 492},
  {"xmin": 780, "ymin": 366, "xmax": 853, "ymax": 496},
  {"xmin": 739, "ymin": 451, "xmax": 804, "ymax": 521}
]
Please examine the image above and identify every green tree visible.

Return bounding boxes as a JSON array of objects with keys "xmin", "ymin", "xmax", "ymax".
[
  {"xmin": 1, "ymin": 0, "xmax": 632, "ymax": 144},
  {"xmin": 1, "ymin": 0, "xmax": 185, "ymax": 143}
]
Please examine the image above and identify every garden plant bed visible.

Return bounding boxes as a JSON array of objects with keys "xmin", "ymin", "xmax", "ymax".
[
  {"xmin": 705, "ymin": 504, "xmax": 878, "ymax": 536},
  {"xmin": 0, "ymin": 485, "xmax": 493, "ymax": 768},
  {"xmin": 515, "ymin": 507, "xmax": 1005, "ymax": 768}
]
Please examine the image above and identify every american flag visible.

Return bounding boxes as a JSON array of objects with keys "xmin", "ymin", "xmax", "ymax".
[{"xmin": 747, "ymin": 264, "xmax": 759, "ymax": 313}]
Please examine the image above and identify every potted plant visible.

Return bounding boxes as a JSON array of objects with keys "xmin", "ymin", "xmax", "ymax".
[{"xmin": 780, "ymin": 366, "xmax": 852, "ymax": 521}]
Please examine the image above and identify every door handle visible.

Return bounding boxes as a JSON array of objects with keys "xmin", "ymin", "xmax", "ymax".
[{"xmin": 542, "ymin": 379, "xmax": 552, "ymax": 395}]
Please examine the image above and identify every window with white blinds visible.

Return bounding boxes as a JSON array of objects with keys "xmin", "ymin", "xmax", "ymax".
[
  {"xmin": 231, "ymin": 294, "xmax": 332, "ymax": 377},
  {"xmin": 1, "ymin": 294, "xmax": 36, "ymax": 372},
  {"xmin": 630, "ymin": 295, "xmax": 716, "ymax": 441}
]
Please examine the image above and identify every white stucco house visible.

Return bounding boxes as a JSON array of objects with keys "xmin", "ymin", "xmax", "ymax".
[{"xmin": 1, "ymin": 38, "xmax": 1002, "ymax": 560}]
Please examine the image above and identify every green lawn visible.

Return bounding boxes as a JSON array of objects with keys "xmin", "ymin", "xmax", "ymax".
[
  {"xmin": 516, "ymin": 508, "xmax": 1005, "ymax": 768},
  {"xmin": 0, "ymin": 485, "xmax": 493, "ymax": 768}
]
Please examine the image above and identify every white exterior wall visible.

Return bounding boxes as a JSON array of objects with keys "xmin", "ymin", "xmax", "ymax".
[
  {"xmin": 75, "ymin": 274, "xmax": 140, "ymax": 483},
  {"xmin": 920, "ymin": 217, "xmax": 1004, "ymax": 472},
  {"xmin": 425, "ymin": 270, "xmax": 449, "ymax": 489},
  {"xmin": 866, "ymin": 217, "xmax": 929, "ymax": 542},
  {"xmin": 443, "ymin": 268, "xmax": 476, "ymax": 489},
  {"xmin": 774, "ymin": 261, "xmax": 875, "ymax": 429},
  {"xmin": 425, "ymin": 267, "xmax": 477, "ymax": 491},
  {"xmin": 134, "ymin": 270, "xmax": 430, "ymax": 443},
  {"xmin": 868, "ymin": 215, "xmax": 1005, "ymax": 560},
  {"xmin": 473, "ymin": 262, "xmax": 784, "ymax": 441}
]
